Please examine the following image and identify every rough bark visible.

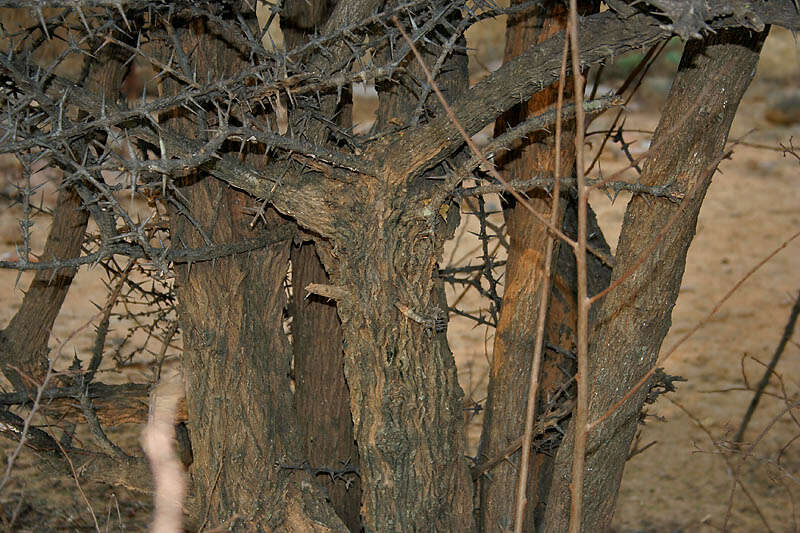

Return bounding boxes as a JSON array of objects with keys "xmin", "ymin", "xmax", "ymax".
[
  {"xmin": 331, "ymin": 218, "xmax": 474, "ymax": 532},
  {"xmin": 477, "ymin": 2, "xmax": 613, "ymax": 530},
  {"xmin": 165, "ymin": 17, "xmax": 345, "ymax": 531},
  {"xmin": 322, "ymin": 9, "xmax": 475, "ymax": 529},
  {"xmin": 541, "ymin": 26, "xmax": 768, "ymax": 533}
]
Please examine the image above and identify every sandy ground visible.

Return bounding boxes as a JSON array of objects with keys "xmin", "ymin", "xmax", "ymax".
[
  {"xmin": 605, "ymin": 58, "xmax": 800, "ymax": 533},
  {"xmin": 0, "ymin": 20, "xmax": 798, "ymax": 533}
]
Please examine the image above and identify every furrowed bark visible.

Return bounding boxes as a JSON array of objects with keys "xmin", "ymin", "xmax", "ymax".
[
  {"xmin": 332, "ymin": 219, "xmax": 474, "ymax": 532},
  {"xmin": 541, "ymin": 26, "xmax": 768, "ymax": 533},
  {"xmin": 174, "ymin": 189, "xmax": 342, "ymax": 530},
  {"xmin": 328, "ymin": 8, "xmax": 475, "ymax": 529},
  {"xmin": 164, "ymin": 15, "xmax": 345, "ymax": 530},
  {"xmin": 292, "ymin": 242, "xmax": 362, "ymax": 532}
]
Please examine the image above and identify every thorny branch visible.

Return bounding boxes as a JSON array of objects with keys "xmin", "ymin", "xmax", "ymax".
[{"xmin": 0, "ymin": 0, "xmax": 799, "ymax": 521}]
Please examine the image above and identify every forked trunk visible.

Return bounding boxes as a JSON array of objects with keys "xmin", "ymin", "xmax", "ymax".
[{"xmin": 541, "ymin": 26, "xmax": 768, "ymax": 533}]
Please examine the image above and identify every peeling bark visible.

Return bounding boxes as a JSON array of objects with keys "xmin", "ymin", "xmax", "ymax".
[
  {"xmin": 477, "ymin": 2, "xmax": 610, "ymax": 530},
  {"xmin": 477, "ymin": 3, "xmax": 575, "ymax": 530}
]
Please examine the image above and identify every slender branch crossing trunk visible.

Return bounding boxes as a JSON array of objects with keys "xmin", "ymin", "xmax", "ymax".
[
  {"xmin": 541, "ymin": 26, "xmax": 768, "ymax": 533},
  {"xmin": 477, "ymin": 2, "xmax": 606, "ymax": 530}
]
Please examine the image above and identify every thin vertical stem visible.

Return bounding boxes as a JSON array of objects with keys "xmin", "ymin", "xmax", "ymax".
[
  {"xmin": 568, "ymin": 0, "xmax": 589, "ymax": 531},
  {"xmin": 734, "ymin": 288, "xmax": 800, "ymax": 443},
  {"xmin": 512, "ymin": 29, "xmax": 571, "ymax": 533}
]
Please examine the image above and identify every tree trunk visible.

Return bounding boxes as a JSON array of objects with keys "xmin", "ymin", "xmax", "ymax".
[
  {"xmin": 0, "ymin": 185, "xmax": 89, "ymax": 390},
  {"xmin": 174, "ymin": 189, "xmax": 342, "ymax": 530},
  {"xmin": 331, "ymin": 216, "xmax": 475, "ymax": 531},
  {"xmin": 291, "ymin": 242, "xmax": 362, "ymax": 532},
  {"xmin": 283, "ymin": 2, "xmax": 363, "ymax": 528},
  {"xmin": 477, "ymin": 2, "xmax": 607, "ymax": 530},
  {"xmin": 165, "ymin": 16, "xmax": 346, "ymax": 530},
  {"xmin": 319, "ymin": 9, "xmax": 475, "ymax": 529},
  {"xmin": 541, "ymin": 26, "xmax": 768, "ymax": 533},
  {"xmin": 0, "ymin": 54, "xmax": 125, "ymax": 391}
]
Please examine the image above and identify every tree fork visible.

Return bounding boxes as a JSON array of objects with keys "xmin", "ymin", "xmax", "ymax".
[
  {"xmin": 541, "ymin": 25, "xmax": 768, "ymax": 533},
  {"xmin": 328, "ymin": 7, "xmax": 475, "ymax": 528}
]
